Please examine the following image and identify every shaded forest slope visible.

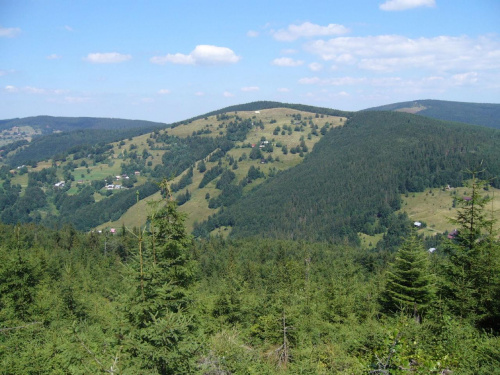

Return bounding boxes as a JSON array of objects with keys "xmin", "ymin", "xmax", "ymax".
[
  {"xmin": 365, "ymin": 99, "xmax": 500, "ymax": 129},
  {"xmin": 0, "ymin": 115, "xmax": 167, "ymax": 133},
  {"xmin": 194, "ymin": 111, "xmax": 500, "ymax": 242}
]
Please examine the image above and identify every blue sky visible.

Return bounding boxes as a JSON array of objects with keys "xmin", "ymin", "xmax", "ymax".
[{"xmin": 1, "ymin": 0, "xmax": 499, "ymax": 123}]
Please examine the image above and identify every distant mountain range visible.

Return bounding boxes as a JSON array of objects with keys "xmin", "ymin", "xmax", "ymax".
[
  {"xmin": 364, "ymin": 99, "xmax": 500, "ymax": 129},
  {"xmin": 0, "ymin": 115, "xmax": 167, "ymax": 134},
  {"xmin": 1, "ymin": 99, "xmax": 500, "ymax": 244}
]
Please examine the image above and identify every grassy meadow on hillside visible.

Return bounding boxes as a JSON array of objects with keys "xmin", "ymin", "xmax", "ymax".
[
  {"xmin": 98, "ymin": 108, "xmax": 346, "ymax": 231},
  {"xmin": 400, "ymin": 186, "xmax": 500, "ymax": 236}
]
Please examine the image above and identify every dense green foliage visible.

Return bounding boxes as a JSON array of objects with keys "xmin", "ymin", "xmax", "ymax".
[
  {"xmin": 0, "ymin": 115, "xmax": 167, "ymax": 133},
  {"xmin": 366, "ymin": 99, "xmax": 500, "ymax": 129},
  {"xmin": 152, "ymin": 135, "xmax": 222, "ymax": 179},
  {"xmin": 7, "ymin": 127, "xmax": 158, "ymax": 167},
  {"xmin": 380, "ymin": 231, "xmax": 435, "ymax": 319},
  {"xmin": 195, "ymin": 111, "xmax": 500, "ymax": 243},
  {"xmin": 1, "ymin": 182, "xmax": 499, "ymax": 373},
  {"xmin": 49, "ymin": 182, "xmax": 159, "ymax": 231}
]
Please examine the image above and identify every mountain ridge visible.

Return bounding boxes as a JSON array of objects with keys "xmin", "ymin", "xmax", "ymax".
[{"xmin": 363, "ymin": 99, "xmax": 500, "ymax": 129}]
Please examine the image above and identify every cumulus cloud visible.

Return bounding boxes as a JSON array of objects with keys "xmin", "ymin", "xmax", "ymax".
[
  {"xmin": 151, "ymin": 45, "xmax": 241, "ymax": 65},
  {"xmin": 0, "ymin": 26, "xmax": 21, "ymax": 38},
  {"xmin": 298, "ymin": 73, "xmax": 484, "ymax": 94},
  {"xmin": 309, "ymin": 62, "xmax": 323, "ymax": 71},
  {"xmin": 452, "ymin": 72, "xmax": 478, "ymax": 85},
  {"xmin": 299, "ymin": 76, "xmax": 367, "ymax": 86},
  {"xmin": 304, "ymin": 35, "xmax": 500, "ymax": 73},
  {"xmin": 272, "ymin": 22, "xmax": 349, "ymax": 42},
  {"xmin": 380, "ymin": 0, "xmax": 436, "ymax": 11},
  {"xmin": 241, "ymin": 86, "xmax": 259, "ymax": 92},
  {"xmin": 158, "ymin": 89, "xmax": 171, "ymax": 95},
  {"xmin": 85, "ymin": 52, "xmax": 132, "ymax": 64},
  {"xmin": 272, "ymin": 57, "xmax": 304, "ymax": 67}
]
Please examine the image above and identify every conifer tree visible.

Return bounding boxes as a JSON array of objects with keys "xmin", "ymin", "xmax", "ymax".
[
  {"xmin": 122, "ymin": 179, "xmax": 197, "ymax": 373},
  {"xmin": 380, "ymin": 230, "xmax": 434, "ymax": 321},
  {"xmin": 443, "ymin": 170, "xmax": 500, "ymax": 329}
]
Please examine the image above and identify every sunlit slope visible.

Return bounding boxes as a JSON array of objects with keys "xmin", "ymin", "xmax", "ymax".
[
  {"xmin": 99, "ymin": 108, "xmax": 346, "ymax": 232},
  {"xmin": 193, "ymin": 111, "xmax": 500, "ymax": 242}
]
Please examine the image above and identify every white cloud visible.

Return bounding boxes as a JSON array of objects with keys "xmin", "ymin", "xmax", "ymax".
[
  {"xmin": 64, "ymin": 25, "xmax": 73, "ymax": 32},
  {"xmin": 451, "ymin": 72, "xmax": 478, "ymax": 85},
  {"xmin": 380, "ymin": 0, "xmax": 436, "ymax": 11},
  {"xmin": 141, "ymin": 98, "xmax": 155, "ymax": 103},
  {"xmin": 223, "ymin": 91, "xmax": 234, "ymax": 97},
  {"xmin": 241, "ymin": 86, "xmax": 259, "ymax": 92},
  {"xmin": 277, "ymin": 87, "xmax": 290, "ymax": 92},
  {"xmin": 158, "ymin": 89, "xmax": 171, "ymax": 95},
  {"xmin": 47, "ymin": 54, "xmax": 62, "ymax": 60},
  {"xmin": 25, "ymin": 86, "xmax": 46, "ymax": 94},
  {"xmin": 309, "ymin": 62, "xmax": 323, "ymax": 71},
  {"xmin": 64, "ymin": 96, "xmax": 90, "ymax": 103},
  {"xmin": 4, "ymin": 85, "xmax": 68, "ymax": 95},
  {"xmin": 281, "ymin": 49, "xmax": 298, "ymax": 55},
  {"xmin": 298, "ymin": 76, "xmax": 367, "ymax": 86},
  {"xmin": 5, "ymin": 85, "xmax": 19, "ymax": 93},
  {"xmin": 272, "ymin": 22, "xmax": 349, "ymax": 42},
  {"xmin": 195, "ymin": 91, "xmax": 205, "ymax": 96},
  {"xmin": 151, "ymin": 45, "xmax": 241, "ymax": 65},
  {"xmin": 85, "ymin": 52, "xmax": 132, "ymax": 64},
  {"xmin": 304, "ymin": 35, "xmax": 500, "ymax": 73},
  {"xmin": 151, "ymin": 53, "xmax": 194, "ymax": 65},
  {"xmin": 272, "ymin": 57, "xmax": 304, "ymax": 67},
  {"xmin": 0, "ymin": 26, "xmax": 21, "ymax": 38},
  {"xmin": 247, "ymin": 30, "xmax": 259, "ymax": 37}
]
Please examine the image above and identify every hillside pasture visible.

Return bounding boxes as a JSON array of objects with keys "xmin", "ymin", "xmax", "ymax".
[{"xmin": 400, "ymin": 186, "xmax": 500, "ymax": 236}]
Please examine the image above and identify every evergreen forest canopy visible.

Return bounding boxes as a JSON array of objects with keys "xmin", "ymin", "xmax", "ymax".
[
  {"xmin": 1, "ymin": 174, "xmax": 499, "ymax": 374},
  {"xmin": 1, "ymin": 100, "xmax": 500, "ymax": 373},
  {"xmin": 0, "ymin": 115, "xmax": 167, "ymax": 133},
  {"xmin": 194, "ymin": 111, "xmax": 500, "ymax": 244},
  {"xmin": 365, "ymin": 99, "xmax": 500, "ymax": 130}
]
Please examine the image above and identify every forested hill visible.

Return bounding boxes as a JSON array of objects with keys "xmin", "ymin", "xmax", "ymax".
[
  {"xmin": 170, "ymin": 100, "xmax": 351, "ymax": 126},
  {"xmin": 364, "ymin": 99, "xmax": 500, "ymax": 129},
  {"xmin": 1, "ymin": 116, "xmax": 167, "ymax": 166},
  {"xmin": 5, "ymin": 127, "xmax": 160, "ymax": 167},
  {"xmin": 0, "ymin": 115, "xmax": 167, "ymax": 133},
  {"xmin": 194, "ymin": 111, "xmax": 500, "ymax": 243}
]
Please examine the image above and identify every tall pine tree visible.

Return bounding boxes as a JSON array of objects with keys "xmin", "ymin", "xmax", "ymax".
[
  {"xmin": 380, "ymin": 230, "xmax": 434, "ymax": 322},
  {"xmin": 122, "ymin": 179, "xmax": 197, "ymax": 374},
  {"xmin": 442, "ymin": 171, "xmax": 500, "ymax": 330}
]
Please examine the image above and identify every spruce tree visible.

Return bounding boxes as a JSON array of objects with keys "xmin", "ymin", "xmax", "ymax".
[
  {"xmin": 380, "ymin": 230, "xmax": 434, "ymax": 321},
  {"xmin": 122, "ymin": 180, "xmax": 197, "ymax": 373},
  {"xmin": 442, "ymin": 171, "xmax": 500, "ymax": 330}
]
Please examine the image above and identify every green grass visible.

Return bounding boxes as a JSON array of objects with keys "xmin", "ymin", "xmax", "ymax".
[
  {"xmin": 359, "ymin": 232, "xmax": 384, "ymax": 249},
  {"xmin": 101, "ymin": 108, "xmax": 346, "ymax": 232},
  {"xmin": 2, "ymin": 107, "xmax": 346, "ymax": 233},
  {"xmin": 400, "ymin": 186, "xmax": 500, "ymax": 235}
]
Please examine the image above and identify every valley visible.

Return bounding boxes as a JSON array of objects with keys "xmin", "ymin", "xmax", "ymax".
[{"xmin": 1, "ymin": 100, "xmax": 500, "ymax": 374}]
